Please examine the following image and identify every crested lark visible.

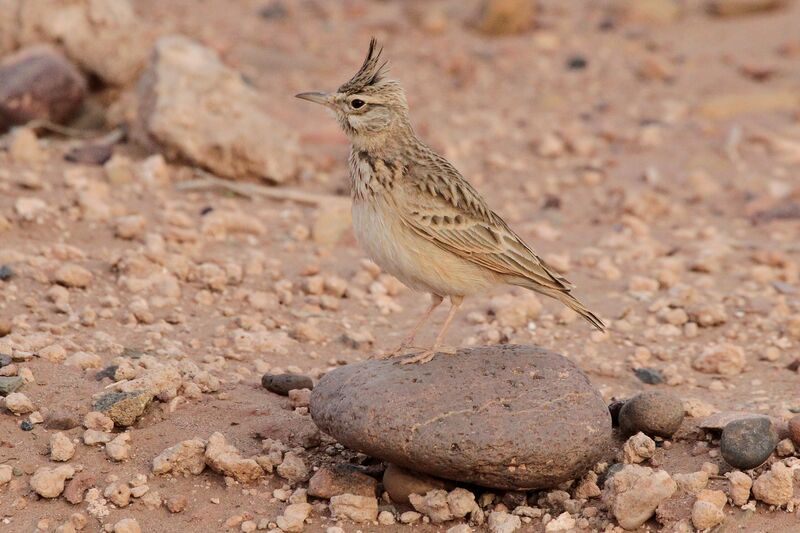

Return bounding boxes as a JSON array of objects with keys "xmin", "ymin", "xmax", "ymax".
[{"xmin": 297, "ymin": 39, "xmax": 604, "ymax": 364}]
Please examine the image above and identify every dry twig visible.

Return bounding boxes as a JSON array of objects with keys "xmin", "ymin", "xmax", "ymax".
[{"xmin": 177, "ymin": 169, "xmax": 348, "ymax": 207}]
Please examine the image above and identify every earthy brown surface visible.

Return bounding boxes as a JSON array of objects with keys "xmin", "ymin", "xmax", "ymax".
[
  {"xmin": 311, "ymin": 345, "xmax": 613, "ymax": 489},
  {"xmin": 1, "ymin": 0, "xmax": 800, "ymax": 532}
]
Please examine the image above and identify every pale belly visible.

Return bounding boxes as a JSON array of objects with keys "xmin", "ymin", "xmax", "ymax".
[{"xmin": 351, "ymin": 199, "xmax": 499, "ymax": 297}]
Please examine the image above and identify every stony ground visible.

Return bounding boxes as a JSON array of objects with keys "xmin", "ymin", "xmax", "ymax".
[{"xmin": 1, "ymin": 0, "xmax": 800, "ymax": 532}]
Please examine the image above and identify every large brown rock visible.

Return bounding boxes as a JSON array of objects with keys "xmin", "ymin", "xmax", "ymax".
[
  {"xmin": 0, "ymin": 45, "xmax": 86, "ymax": 132},
  {"xmin": 310, "ymin": 345, "xmax": 613, "ymax": 489},
  {"xmin": 137, "ymin": 35, "xmax": 299, "ymax": 183},
  {"xmin": 14, "ymin": 0, "xmax": 150, "ymax": 85}
]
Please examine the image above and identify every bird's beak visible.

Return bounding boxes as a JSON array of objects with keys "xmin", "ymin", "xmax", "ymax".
[{"xmin": 295, "ymin": 91, "xmax": 334, "ymax": 106}]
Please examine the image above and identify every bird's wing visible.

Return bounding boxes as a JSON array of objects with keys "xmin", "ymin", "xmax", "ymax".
[{"xmin": 394, "ymin": 159, "xmax": 572, "ymax": 292}]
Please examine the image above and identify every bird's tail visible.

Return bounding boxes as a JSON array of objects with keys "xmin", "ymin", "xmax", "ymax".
[
  {"xmin": 511, "ymin": 280, "xmax": 606, "ymax": 331},
  {"xmin": 550, "ymin": 289, "xmax": 606, "ymax": 331}
]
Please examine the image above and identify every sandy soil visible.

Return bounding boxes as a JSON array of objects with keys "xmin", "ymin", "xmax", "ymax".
[{"xmin": 1, "ymin": 0, "xmax": 799, "ymax": 532}]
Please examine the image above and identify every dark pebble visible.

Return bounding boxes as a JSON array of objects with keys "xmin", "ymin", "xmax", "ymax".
[
  {"xmin": 94, "ymin": 365, "xmax": 118, "ymax": 381},
  {"xmin": 787, "ymin": 359, "xmax": 800, "ymax": 372},
  {"xmin": 566, "ymin": 55, "xmax": 588, "ymax": 70},
  {"xmin": 0, "ymin": 354, "xmax": 12, "ymax": 368},
  {"xmin": 618, "ymin": 391, "xmax": 684, "ymax": 438},
  {"xmin": 0, "ymin": 376, "xmax": 24, "ymax": 396},
  {"xmin": 20, "ymin": 420, "xmax": 34, "ymax": 431},
  {"xmin": 258, "ymin": 0, "xmax": 288, "ymax": 19},
  {"xmin": 608, "ymin": 399, "xmax": 625, "ymax": 427},
  {"xmin": 0, "ymin": 265, "xmax": 13, "ymax": 281},
  {"xmin": 598, "ymin": 18, "xmax": 616, "ymax": 31},
  {"xmin": 542, "ymin": 194, "xmax": 562, "ymax": 209},
  {"xmin": 262, "ymin": 373, "xmax": 314, "ymax": 396},
  {"xmin": 721, "ymin": 417, "xmax": 778, "ymax": 469},
  {"xmin": 64, "ymin": 143, "xmax": 113, "ymax": 165},
  {"xmin": 634, "ymin": 367, "xmax": 664, "ymax": 385}
]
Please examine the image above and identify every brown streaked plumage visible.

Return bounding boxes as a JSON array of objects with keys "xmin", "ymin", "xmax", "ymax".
[{"xmin": 297, "ymin": 38, "xmax": 604, "ymax": 364}]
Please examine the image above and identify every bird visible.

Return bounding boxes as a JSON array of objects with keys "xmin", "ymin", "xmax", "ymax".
[{"xmin": 296, "ymin": 38, "xmax": 604, "ymax": 364}]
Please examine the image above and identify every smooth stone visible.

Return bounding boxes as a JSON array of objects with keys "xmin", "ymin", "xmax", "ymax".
[
  {"xmin": 92, "ymin": 390, "xmax": 153, "ymax": 427},
  {"xmin": 0, "ymin": 376, "xmax": 24, "ymax": 396},
  {"xmin": 310, "ymin": 345, "xmax": 613, "ymax": 489},
  {"xmin": 618, "ymin": 391, "xmax": 684, "ymax": 438},
  {"xmin": 262, "ymin": 373, "xmax": 314, "ymax": 396},
  {"xmin": 789, "ymin": 415, "xmax": 800, "ymax": 447},
  {"xmin": 64, "ymin": 143, "xmax": 113, "ymax": 165},
  {"xmin": 720, "ymin": 417, "xmax": 778, "ymax": 470},
  {"xmin": 45, "ymin": 409, "xmax": 81, "ymax": 430},
  {"xmin": 0, "ymin": 45, "xmax": 86, "ymax": 132},
  {"xmin": 699, "ymin": 411, "xmax": 773, "ymax": 431},
  {"xmin": 0, "ymin": 354, "xmax": 12, "ymax": 368}
]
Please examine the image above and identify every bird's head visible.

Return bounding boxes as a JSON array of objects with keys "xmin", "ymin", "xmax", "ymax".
[{"xmin": 296, "ymin": 38, "xmax": 410, "ymax": 150}]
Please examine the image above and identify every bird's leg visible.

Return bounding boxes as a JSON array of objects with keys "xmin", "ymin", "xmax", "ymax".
[
  {"xmin": 400, "ymin": 295, "xmax": 464, "ymax": 365},
  {"xmin": 431, "ymin": 294, "xmax": 464, "ymax": 353},
  {"xmin": 372, "ymin": 294, "xmax": 443, "ymax": 360}
]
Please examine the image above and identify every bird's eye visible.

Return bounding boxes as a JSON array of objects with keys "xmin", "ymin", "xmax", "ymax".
[{"xmin": 350, "ymin": 99, "xmax": 365, "ymax": 109}]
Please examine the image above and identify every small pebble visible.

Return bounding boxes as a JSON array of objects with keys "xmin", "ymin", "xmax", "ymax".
[
  {"xmin": 633, "ymin": 367, "xmax": 663, "ymax": 385},
  {"xmin": 566, "ymin": 55, "xmax": 587, "ymax": 70},
  {"xmin": 0, "ymin": 265, "xmax": 14, "ymax": 281},
  {"xmin": 619, "ymin": 391, "xmax": 684, "ymax": 437},
  {"xmin": 787, "ymin": 415, "xmax": 800, "ymax": 447},
  {"xmin": 720, "ymin": 417, "xmax": 778, "ymax": 470},
  {"xmin": 261, "ymin": 373, "xmax": 313, "ymax": 396}
]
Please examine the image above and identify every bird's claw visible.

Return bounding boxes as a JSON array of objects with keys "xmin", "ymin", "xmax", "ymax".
[
  {"xmin": 369, "ymin": 350, "xmax": 399, "ymax": 360},
  {"xmin": 399, "ymin": 349, "xmax": 437, "ymax": 365},
  {"xmin": 370, "ymin": 344, "xmax": 425, "ymax": 360},
  {"xmin": 398, "ymin": 345, "xmax": 459, "ymax": 364}
]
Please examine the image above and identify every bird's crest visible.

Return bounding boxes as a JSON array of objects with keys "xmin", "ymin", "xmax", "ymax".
[{"xmin": 338, "ymin": 37, "xmax": 389, "ymax": 95}]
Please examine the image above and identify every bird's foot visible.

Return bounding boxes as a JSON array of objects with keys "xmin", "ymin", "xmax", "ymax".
[
  {"xmin": 370, "ymin": 344, "xmax": 421, "ymax": 360},
  {"xmin": 399, "ymin": 349, "xmax": 437, "ymax": 365},
  {"xmin": 369, "ymin": 350, "xmax": 398, "ymax": 360},
  {"xmin": 398, "ymin": 345, "xmax": 456, "ymax": 365}
]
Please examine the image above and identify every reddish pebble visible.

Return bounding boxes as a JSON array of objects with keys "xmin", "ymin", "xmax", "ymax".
[{"xmin": 788, "ymin": 415, "xmax": 800, "ymax": 447}]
